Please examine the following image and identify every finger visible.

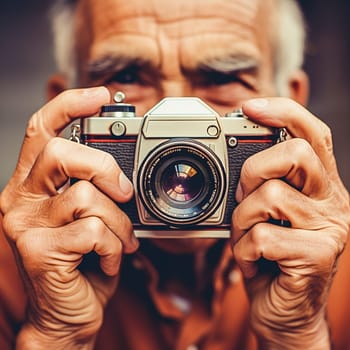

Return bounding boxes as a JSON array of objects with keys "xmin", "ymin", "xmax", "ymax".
[
  {"xmin": 232, "ymin": 222, "xmax": 340, "ymax": 279},
  {"xmin": 17, "ymin": 216, "xmax": 124, "ymax": 276},
  {"xmin": 233, "ymin": 179, "xmax": 317, "ymax": 243},
  {"xmin": 15, "ymin": 87, "xmax": 110, "ymax": 179},
  {"xmin": 9, "ymin": 180, "xmax": 138, "ymax": 253},
  {"xmin": 242, "ymin": 97, "xmax": 338, "ymax": 178},
  {"xmin": 66, "ymin": 217, "xmax": 123, "ymax": 276},
  {"xmin": 22, "ymin": 137, "xmax": 133, "ymax": 202},
  {"xmin": 49, "ymin": 180, "xmax": 137, "ymax": 253},
  {"xmin": 236, "ymin": 137, "xmax": 329, "ymax": 202}
]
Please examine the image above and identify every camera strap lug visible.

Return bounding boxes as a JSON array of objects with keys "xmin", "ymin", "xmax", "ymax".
[
  {"xmin": 277, "ymin": 127, "xmax": 288, "ymax": 143},
  {"xmin": 69, "ymin": 124, "xmax": 81, "ymax": 143}
]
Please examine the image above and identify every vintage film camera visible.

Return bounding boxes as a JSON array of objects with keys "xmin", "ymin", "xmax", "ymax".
[{"xmin": 75, "ymin": 92, "xmax": 282, "ymax": 238}]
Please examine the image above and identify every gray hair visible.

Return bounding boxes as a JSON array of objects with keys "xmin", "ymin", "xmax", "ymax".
[
  {"xmin": 273, "ymin": 0, "xmax": 306, "ymax": 96},
  {"xmin": 50, "ymin": 0, "xmax": 306, "ymax": 96},
  {"xmin": 50, "ymin": 0, "xmax": 77, "ymax": 86}
]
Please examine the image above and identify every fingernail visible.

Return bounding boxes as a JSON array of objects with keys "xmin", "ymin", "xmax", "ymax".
[
  {"xmin": 246, "ymin": 98, "xmax": 269, "ymax": 109},
  {"xmin": 236, "ymin": 182, "xmax": 243, "ymax": 202},
  {"xmin": 119, "ymin": 172, "xmax": 133, "ymax": 195}
]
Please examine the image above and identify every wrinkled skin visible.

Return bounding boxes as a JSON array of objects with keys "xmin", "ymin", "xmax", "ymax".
[
  {"xmin": 0, "ymin": 87, "xmax": 139, "ymax": 348},
  {"xmin": 0, "ymin": 0, "xmax": 349, "ymax": 349},
  {"xmin": 233, "ymin": 97, "xmax": 350, "ymax": 348}
]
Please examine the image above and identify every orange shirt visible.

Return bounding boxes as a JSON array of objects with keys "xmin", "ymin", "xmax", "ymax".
[
  {"xmin": 1, "ymin": 223, "xmax": 350, "ymax": 350},
  {"xmin": 94, "ymin": 241, "xmax": 256, "ymax": 350}
]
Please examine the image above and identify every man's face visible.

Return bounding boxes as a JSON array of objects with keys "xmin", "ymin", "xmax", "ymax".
[
  {"xmin": 76, "ymin": 0, "xmax": 277, "ymax": 114},
  {"xmin": 75, "ymin": 0, "xmax": 277, "ymax": 252}
]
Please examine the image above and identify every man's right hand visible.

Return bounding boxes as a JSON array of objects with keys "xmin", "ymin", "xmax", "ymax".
[{"xmin": 0, "ymin": 87, "xmax": 139, "ymax": 349}]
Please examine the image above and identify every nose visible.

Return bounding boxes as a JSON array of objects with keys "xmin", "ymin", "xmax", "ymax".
[{"xmin": 160, "ymin": 79, "xmax": 193, "ymax": 98}]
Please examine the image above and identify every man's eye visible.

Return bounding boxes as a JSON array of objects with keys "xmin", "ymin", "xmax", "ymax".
[
  {"xmin": 205, "ymin": 72, "xmax": 243, "ymax": 86},
  {"xmin": 208, "ymin": 73, "xmax": 233, "ymax": 85},
  {"xmin": 108, "ymin": 68, "xmax": 139, "ymax": 84},
  {"xmin": 193, "ymin": 70, "xmax": 254, "ymax": 90}
]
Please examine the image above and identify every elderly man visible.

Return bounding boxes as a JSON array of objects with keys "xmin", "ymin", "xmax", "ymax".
[{"xmin": 0, "ymin": 0, "xmax": 349, "ymax": 349}]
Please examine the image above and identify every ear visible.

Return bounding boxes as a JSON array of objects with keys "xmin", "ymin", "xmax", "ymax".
[
  {"xmin": 46, "ymin": 74, "xmax": 68, "ymax": 101},
  {"xmin": 287, "ymin": 69, "xmax": 309, "ymax": 106}
]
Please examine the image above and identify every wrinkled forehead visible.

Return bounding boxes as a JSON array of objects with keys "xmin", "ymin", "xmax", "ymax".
[
  {"xmin": 75, "ymin": 0, "xmax": 276, "ymax": 72},
  {"xmin": 85, "ymin": 0, "xmax": 261, "ymax": 32}
]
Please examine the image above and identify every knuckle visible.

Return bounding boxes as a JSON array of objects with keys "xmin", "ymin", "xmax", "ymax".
[
  {"xmin": 43, "ymin": 137, "xmax": 66, "ymax": 161},
  {"xmin": 81, "ymin": 216, "xmax": 106, "ymax": 239},
  {"xmin": 249, "ymin": 223, "xmax": 270, "ymax": 251},
  {"xmin": 25, "ymin": 110, "xmax": 44, "ymax": 139},
  {"xmin": 2, "ymin": 209, "xmax": 27, "ymax": 241},
  {"xmin": 286, "ymin": 138, "xmax": 313, "ymax": 159},
  {"xmin": 260, "ymin": 179, "xmax": 284, "ymax": 203},
  {"xmin": 2, "ymin": 212, "xmax": 18, "ymax": 241},
  {"xmin": 321, "ymin": 123, "xmax": 334, "ymax": 154},
  {"xmin": 70, "ymin": 180, "xmax": 99, "ymax": 206}
]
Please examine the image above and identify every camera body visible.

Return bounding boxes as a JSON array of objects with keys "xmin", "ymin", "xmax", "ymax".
[{"xmin": 79, "ymin": 94, "xmax": 280, "ymax": 238}]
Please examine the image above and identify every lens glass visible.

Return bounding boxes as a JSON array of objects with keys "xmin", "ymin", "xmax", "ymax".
[{"xmin": 161, "ymin": 162, "xmax": 203, "ymax": 203}]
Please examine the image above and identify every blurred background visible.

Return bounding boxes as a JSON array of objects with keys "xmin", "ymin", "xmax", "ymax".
[{"xmin": 0, "ymin": 0, "xmax": 349, "ymax": 191}]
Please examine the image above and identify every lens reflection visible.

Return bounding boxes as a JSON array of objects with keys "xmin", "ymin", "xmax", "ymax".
[{"xmin": 162, "ymin": 163, "xmax": 203, "ymax": 202}]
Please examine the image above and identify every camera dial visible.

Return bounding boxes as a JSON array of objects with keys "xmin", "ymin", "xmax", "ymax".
[
  {"xmin": 101, "ymin": 91, "xmax": 136, "ymax": 118},
  {"xmin": 99, "ymin": 92, "xmax": 137, "ymax": 137}
]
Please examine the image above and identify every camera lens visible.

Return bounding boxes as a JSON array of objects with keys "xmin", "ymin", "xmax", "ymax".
[
  {"xmin": 138, "ymin": 139, "xmax": 226, "ymax": 226},
  {"xmin": 161, "ymin": 162, "xmax": 203, "ymax": 203}
]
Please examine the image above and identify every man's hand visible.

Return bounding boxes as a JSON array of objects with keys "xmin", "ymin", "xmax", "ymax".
[
  {"xmin": 231, "ymin": 98, "xmax": 350, "ymax": 349},
  {"xmin": 0, "ymin": 87, "xmax": 139, "ymax": 349}
]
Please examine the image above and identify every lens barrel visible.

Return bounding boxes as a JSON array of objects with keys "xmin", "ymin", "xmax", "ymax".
[{"xmin": 138, "ymin": 139, "xmax": 226, "ymax": 226}]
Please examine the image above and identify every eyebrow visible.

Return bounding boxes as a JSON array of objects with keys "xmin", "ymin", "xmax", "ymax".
[
  {"xmin": 191, "ymin": 53, "xmax": 260, "ymax": 76},
  {"xmin": 86, "ymin": 54, "xmax": 159, "ymax": 82},
  {"xmin": 86, "ymin": 52, "xmax": 259, "ymax": 84}
]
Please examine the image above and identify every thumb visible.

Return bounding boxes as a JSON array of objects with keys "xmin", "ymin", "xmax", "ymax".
[{"xmin": 15, "ymin": 86, "xmax": 110, "ymax": 180}]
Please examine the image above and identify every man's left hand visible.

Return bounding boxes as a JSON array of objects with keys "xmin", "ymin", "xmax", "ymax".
[{"xmin": 231, "ymin": 97, "xmax": 350, "ymax": 349}]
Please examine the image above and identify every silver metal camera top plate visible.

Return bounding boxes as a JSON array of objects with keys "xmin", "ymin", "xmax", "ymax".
[{"xmin": 82, "ymin": 117, "xmax": 141, "ymax": 135}]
